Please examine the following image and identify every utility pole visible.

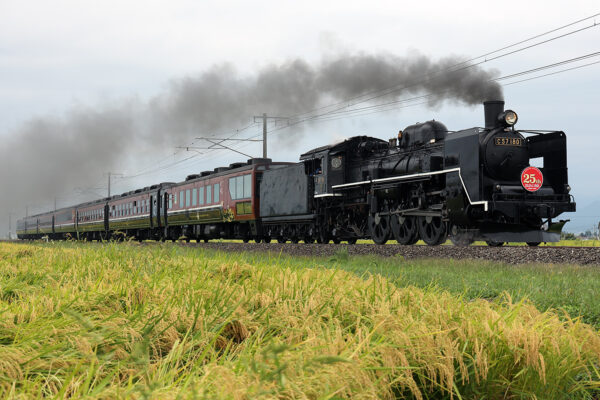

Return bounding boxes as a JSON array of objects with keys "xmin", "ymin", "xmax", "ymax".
[
  {"xmin": 105, "ymin": 172, "xmax": 124, "ymax": 197},
  {"xmin": 253, "ymin": 114, "xmax": 290, "ymax": 158},
  {"xmin": 262, "ymin": 113, "xmax": 267, "ymax": 158},
  {"xmin": 191, "ymin": 114, "xmax": 289, "ymax": 160},
  {"xmin": 8, "ymin": 212, "xmax": 12, "ymax": 240}
]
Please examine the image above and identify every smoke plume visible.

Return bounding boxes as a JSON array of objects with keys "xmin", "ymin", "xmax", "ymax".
[{"xmin": 0, "ymin": 51, "xmax": 502, "ymax": 233}]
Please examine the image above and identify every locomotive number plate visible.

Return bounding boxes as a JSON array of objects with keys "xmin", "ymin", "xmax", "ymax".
[{"xmin": 494, "ymin": 137, "xmax": 523, "ymax": 146}]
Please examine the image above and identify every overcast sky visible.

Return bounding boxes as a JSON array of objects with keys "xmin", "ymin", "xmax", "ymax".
[{"xmin": 1, "ymin": 0, "xmax": 599, "ymax": 233}]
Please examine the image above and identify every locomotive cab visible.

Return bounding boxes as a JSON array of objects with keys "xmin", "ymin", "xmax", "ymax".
[{"xmin": 300, "ymin": 136, "xmax": 387, "ymax": 196}]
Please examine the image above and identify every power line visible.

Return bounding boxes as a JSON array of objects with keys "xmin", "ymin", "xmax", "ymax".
[
  {"xmin": 264, "ymin": 51, "xmax": 600, "ymax": 133},
  {"xmin": 279, "ymin": 13, "xmax": 600, "ymax": 122},
  {"xmin": 98, "ymin": 14, "xmax": 600, "ymax": 184},
  {"xmin": 502, "ymin": 60, "xmax": 600, "ymax": 86}
]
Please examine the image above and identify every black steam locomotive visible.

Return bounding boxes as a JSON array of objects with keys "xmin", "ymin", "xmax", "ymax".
[
  {"xmin": 18, "ymin": 101, "xmax": 575, "ymax": 246},
  {"xmin": 260, "ymin": 100, "xmax": 575, "ymax": 246}
]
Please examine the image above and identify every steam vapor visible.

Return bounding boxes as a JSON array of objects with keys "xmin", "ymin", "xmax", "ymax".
[{"xmin": 0, "ymin": 51, "xmax": 502, "ymax": 232}]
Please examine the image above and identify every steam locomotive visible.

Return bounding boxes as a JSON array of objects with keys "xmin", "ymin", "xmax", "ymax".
[{"xmin": 17, "ymin": 101, "xmax": 575, "ymax": 246}]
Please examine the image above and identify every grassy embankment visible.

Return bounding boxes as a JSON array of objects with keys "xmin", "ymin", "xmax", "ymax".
[{"xmin": 1, "ymin": 242, "xmax": 600, "ymax": 399}]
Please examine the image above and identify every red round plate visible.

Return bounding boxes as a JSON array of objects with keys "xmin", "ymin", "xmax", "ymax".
[{"xmin": 521, "ymin": 166, "xmax": 543, "ymax": 192}]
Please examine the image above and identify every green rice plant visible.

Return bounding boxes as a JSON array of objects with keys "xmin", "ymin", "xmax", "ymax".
[{"xmin": 0, "ymin": 242, "xmax": 599, "ymax": 399}]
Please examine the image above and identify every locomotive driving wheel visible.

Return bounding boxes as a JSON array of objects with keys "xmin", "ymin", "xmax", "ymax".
[
  {"xmin": 417, "ymin": 216, "xmax": 447, "ymax": 246},
  {"xmin": 368, "ymin": 213, "xmax": 390, "ymax": 245},
  {"xmin": 390, "ymin": 215, "xmax": 418, "ymax": 245}
]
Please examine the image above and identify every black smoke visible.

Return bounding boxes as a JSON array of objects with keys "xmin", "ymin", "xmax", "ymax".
[{"xmin": 0, "ymin": 51, "xmax": 502, "ymax": 234}]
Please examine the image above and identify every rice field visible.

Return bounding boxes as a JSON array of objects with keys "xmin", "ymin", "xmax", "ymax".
[{"xmin": 1, "ymin": 242, "xmax": 600, "ymax": 399}]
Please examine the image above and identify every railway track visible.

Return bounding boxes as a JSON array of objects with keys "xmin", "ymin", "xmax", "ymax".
[
  {"xmin": 2, "ymin": 240, "xmax": 599, "ymax": 265},
  {"xmin": 176, "ymin": 242, "xmax": 600, "ymax": 265}
]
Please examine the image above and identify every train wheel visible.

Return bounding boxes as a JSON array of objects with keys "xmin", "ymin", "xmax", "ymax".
[
  {"xmin": 204, "ymin": 238, "xmax": 210, "ymax": 243},
  {"xmin": 303, "ymin": 237, "xmax": 314, "ymax": 244},
  {"xmin": 242, "ymin": 238, "xmax": 250, "ymax": 243},
  {"xmin": 263, "ymin": 237, "xmax": 271, "ymax": 243},
  {"xmin": 417, "ymin": 216, "xmax": 447, "ymax": 246},
  {"xmin": 486, "ymin": 241, "xmax": 504, "ymax": 247},
  {"xmin": 390, "ymin": 215, "xmax": 418, "ymax": 245},
  {"xmin": 332, "ymin": 238, "xmax": 341, "ymax": 244},
  {"xmin": 291, "ymin": 238, "xmax": 299, "ymax": 244},
  {"xmin": 368, "ymin": 214, "xmax": 390, "ymax": 245},
  {"xmin": 526, "ymin": 242, "xmax": 541, "ymax": 247},
  {"xmin": 277, "ymin": 237, "xmax": 286, "ymax": 243},
  {"xmin": 347, "ymin": 238, "xmax": 357, "ymax": 244}
]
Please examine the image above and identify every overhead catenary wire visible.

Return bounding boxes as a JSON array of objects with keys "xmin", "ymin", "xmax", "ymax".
[
  {"xmin": 283, "ymin": 13, "xmax": 600, "ymax": 122},
  {"xmin": 103, "ymin": 13, "xmax": 600, "ymax": 186},
  {"xmin": 279, "ymin": 13, "xmax": 600, "ymax": 123},
  {"xmin": 215, "ymin": 54, "xmax": 600, "ymax": 158}
]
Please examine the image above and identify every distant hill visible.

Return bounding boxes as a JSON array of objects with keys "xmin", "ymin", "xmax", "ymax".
[{"xmin": 564, "ymin": 199, "xmax": 600, "ymax": 234}]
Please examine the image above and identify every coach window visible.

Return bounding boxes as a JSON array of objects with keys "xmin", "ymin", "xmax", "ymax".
[
  {"xmin": 199, "ymin": 187, "xmax": 204, "ymax": 205},
  {"xmin": 243, "ymin": 174, "xmax": 251, "ymax": 198},
  {"xmin": 186, "ymin": 189, "xmax": 191, "ymax": 207},
  {"xmin": 229, "ymin": 177, "xmax": 235, "ymax": 199},
  {"xmin": 179, "ymin": 191, "xmax": 183, "ymax": 208},
  {"xmin": 169, "ymin": 194, "xmax": 173, "ymax": 209},
  {"xmin": 192, "ymin": 188, "xmax": 197, "ymax": 206},
  {"xmin": 236, "ymin": 176, "xmax": 243, "ymax": 200},
  {"xmin": 214, "ymin": 183, "xmax": 220, "ymax": 203},
  {"xmin": 207, "ymin": 185, "xmax": 212, "ymax": 204}
]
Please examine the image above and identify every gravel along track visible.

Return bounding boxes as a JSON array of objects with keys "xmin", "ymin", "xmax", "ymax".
[
  {"xmin": 183, "ymin": 242, "xmax": 600, "ymax": 266},
  {"xmin": 3, "ymin": 240, "xmax": 599, "ymax": 265}
]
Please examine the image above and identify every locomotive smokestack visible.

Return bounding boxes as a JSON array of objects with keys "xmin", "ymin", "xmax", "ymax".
[{"xmin": 484, "ymin": 100, "xmax": 505, "ymax": 129}]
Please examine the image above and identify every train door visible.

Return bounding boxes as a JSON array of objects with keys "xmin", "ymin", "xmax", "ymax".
[
  {"xmin": 149, "ymin": 194, "xmax": 154, "ymax": 228},
  {"xmin": 163, "ymin": 192, "xmax": 169, "ymax": 228},
  {"xmin": 75, "ymin": 210, "xmax": 79, "ymax": 239},
  {"xmin": 104, "ymin": 204, "xmax": 109, "ymax": 235}
]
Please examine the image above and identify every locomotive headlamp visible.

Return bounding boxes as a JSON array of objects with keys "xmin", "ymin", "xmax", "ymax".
[{"xmin": 499, "ymin": 110, "xmax": 518, "ymax": 127}]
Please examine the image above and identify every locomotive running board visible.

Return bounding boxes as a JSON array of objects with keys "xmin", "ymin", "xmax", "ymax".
[{"xmin": 331, "ymin": 168, "xmax": 489, "ymax": 211}]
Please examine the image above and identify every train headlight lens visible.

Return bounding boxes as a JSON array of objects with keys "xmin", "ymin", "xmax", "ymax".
[{"xmin": 504, "ymin": 110, "xmax": 518, "ymax": 126}]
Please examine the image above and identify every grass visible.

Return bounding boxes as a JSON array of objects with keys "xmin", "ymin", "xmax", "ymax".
[{"xmin": 1, "ymin": 242, "xmax": 600, "ymax": 399}]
